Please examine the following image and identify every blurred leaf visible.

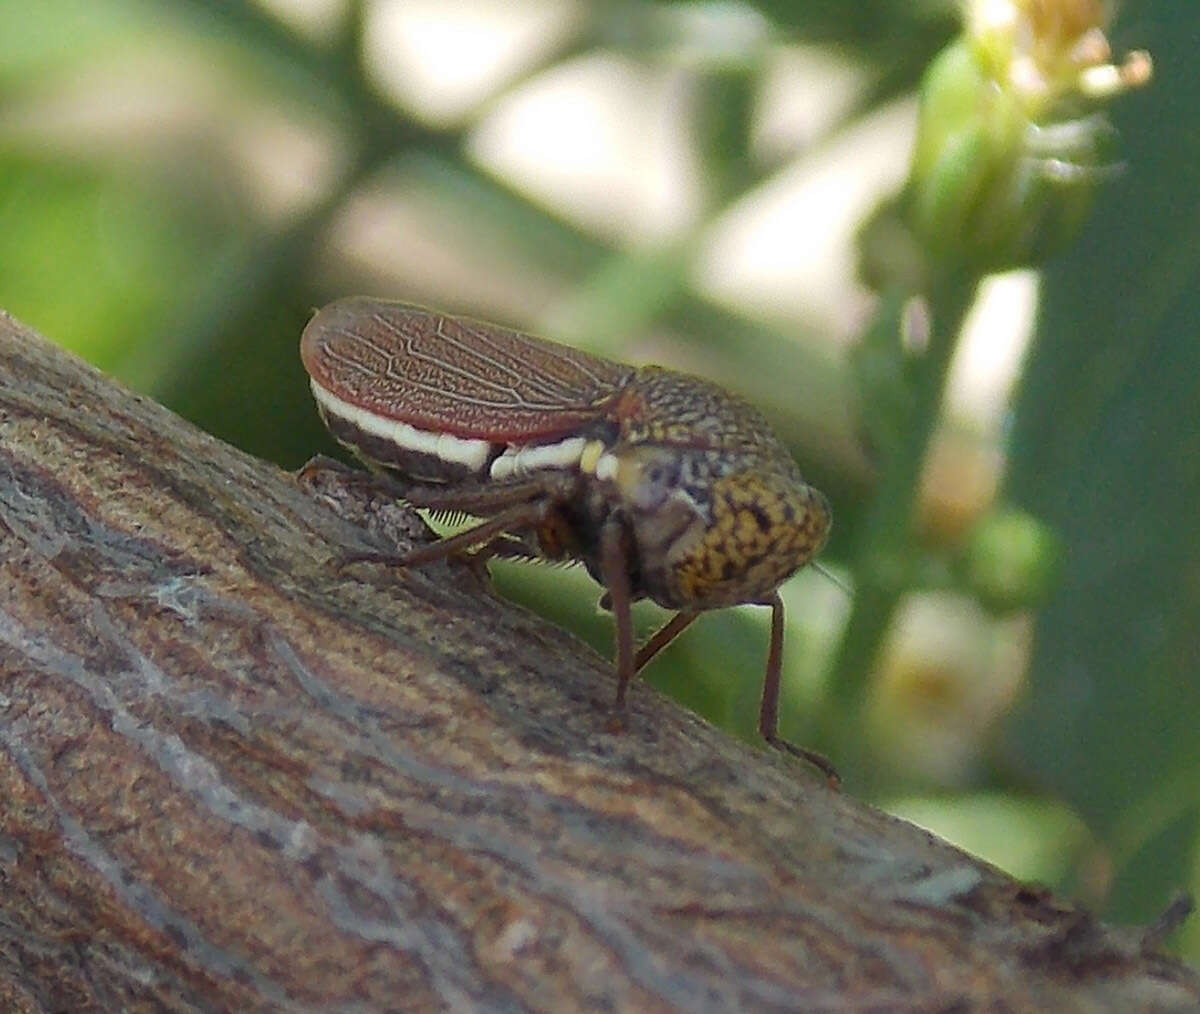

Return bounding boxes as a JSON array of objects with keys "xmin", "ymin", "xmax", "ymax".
[
  {"xmin": 0, "ymin": 155, "xmax": 229, "ymax": 369},
  {"xmin": 745, "ymin": 0, "xmax": 954, "ymax": 57},
  {"xmin": 1004, "ymin": 3, "xmax": 1200, "ymax": 929},
  {"xmin": 886, "ymin": 793, "xmax": 1092, "ymax": 886},
  {"xmin": 1108, "ymin": 804, "xmax": 1200, "ymax": 929},
  {"xmin": 0, "ymin": 0, "xmax": 139, "ymax": 82}
]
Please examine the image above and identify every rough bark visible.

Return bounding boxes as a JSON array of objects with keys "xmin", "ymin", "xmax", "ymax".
[{"xmin": 0, "ymin": 309, "xmax": 1195, "ymax": 1014}]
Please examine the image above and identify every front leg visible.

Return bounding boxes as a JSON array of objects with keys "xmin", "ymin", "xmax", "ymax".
[
  {"xmin": 757, "ymin": 593, "xmax": 840, "ymax": 786},
  {"xmin": 598, "ymin": 516, "xmax": 637, "ymax": 708}
]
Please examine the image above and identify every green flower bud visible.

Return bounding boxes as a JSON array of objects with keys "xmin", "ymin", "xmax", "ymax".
[
  {"xmin": 960, "ymin": 506, "xmax": 1061, "ymax": 615},
  {"xmin": 906, "ymin": 0, "xmax": 1151, "ymax": 272}
]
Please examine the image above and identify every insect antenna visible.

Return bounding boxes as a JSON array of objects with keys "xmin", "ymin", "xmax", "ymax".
[{"xmin": 813, "ymin": 562, "xmax": 852, "ymax": 598}]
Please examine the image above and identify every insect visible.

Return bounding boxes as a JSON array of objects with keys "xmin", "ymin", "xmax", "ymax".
[{"xmin": 300, "ymin": 297, "xmax": 834, "ymax": 778}]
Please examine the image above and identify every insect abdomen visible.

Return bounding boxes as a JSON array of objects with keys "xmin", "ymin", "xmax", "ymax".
[{"xmin": 310, "ymin": 380, "xmax": 498, "ymax": 481}]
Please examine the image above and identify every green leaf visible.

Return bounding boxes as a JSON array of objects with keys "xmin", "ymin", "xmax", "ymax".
[{"xmin": 1004, "ymin": 3, "xmax": 1200, "ymax": 929}]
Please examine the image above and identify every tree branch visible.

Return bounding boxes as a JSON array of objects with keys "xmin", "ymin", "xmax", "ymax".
[{"xmin": 0, "ymin": 310, "xmax": 1194, "ymax": 1012}]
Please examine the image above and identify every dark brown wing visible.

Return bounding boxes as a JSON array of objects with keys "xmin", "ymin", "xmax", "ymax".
[{"xmin": 300, "ymin": 297, "xmax": 634, "ymax": 441}]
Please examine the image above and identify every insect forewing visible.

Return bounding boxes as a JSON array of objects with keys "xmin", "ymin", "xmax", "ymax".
[{"xmin": 301, "ymin": 297, "xmax": 634, "ymax": 442}]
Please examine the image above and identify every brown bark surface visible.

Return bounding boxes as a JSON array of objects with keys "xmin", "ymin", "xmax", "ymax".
[{"xmin": 0, "ymin": 309, "xmax": 1195, "ymax": 1013}]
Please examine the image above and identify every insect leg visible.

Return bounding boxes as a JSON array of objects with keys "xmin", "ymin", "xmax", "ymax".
[
  {"xmin": 758, "ymin": 592, "xmax": 840, "ymax": 785},
  {"xmin": 598, "ymin": 517, "xmax": 636, "ymax": 707},
  {"xmin": 634, "ymin": 611, "xmax": 700, "ymax": 674},
  {"xmin": 296, "ymin": 454, "xmax": 357, "ymax": 482},
  {"xmin": 397, "ymin": 472, "xmax": 578, "ymax": 516},
  {"xmin": 394, "ymin": 500, "xmax": 556, "ymax": 567},
  {"xmin": 348, "ymin": 472, "xmax": 579, "ymax": 567}
]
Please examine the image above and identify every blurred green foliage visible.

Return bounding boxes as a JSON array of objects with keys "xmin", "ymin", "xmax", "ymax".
[
  {"xmin": 1, "ymin": 0, "xmax": 1195, "ymax": 966},
  {"xmin": 1004, "ymin": 1, "xmax": 1200, "ymax": 940}
]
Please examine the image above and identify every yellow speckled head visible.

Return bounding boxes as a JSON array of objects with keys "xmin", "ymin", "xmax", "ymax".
[
  {"xmin": 597, "ymin": 365, "xmax": 832, "ymax": 612},
  {"xmin": 667, "ymin": 467, "xmax": 831, "ymax": 608}
]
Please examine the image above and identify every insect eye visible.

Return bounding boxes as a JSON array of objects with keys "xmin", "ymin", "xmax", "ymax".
[{"xmin": 622, "ymin": 453, "xmax": 681, "ymax": 512}]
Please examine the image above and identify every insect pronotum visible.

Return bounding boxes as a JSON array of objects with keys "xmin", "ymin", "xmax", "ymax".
[{"xmin": 301, "ymin": 297, "xmax": 834, "ymax": 778}]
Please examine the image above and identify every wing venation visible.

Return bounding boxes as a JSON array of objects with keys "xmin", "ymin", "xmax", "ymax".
[{"xmin": 301, "ymin": 297, "xmax": 633, "ymax": 441}]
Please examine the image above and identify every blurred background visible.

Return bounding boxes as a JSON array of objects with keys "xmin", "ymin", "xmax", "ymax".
[{"xmin": 1, "ymin": 0, "xmax": 1196, "ymax": 965}]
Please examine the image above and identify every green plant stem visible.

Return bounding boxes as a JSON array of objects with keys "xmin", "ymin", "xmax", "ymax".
[{"xmin": 823, "ymin": 268, "xmax": 979, "ymax": 726}]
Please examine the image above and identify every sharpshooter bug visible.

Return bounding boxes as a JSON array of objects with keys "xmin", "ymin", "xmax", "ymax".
[{"xmin": 301, "ymin": 297, "xmax": 834, "ymax": 777}]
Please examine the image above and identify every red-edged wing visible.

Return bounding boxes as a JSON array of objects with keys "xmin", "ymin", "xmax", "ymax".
[{"xmin": 300, "ymin": 297, "xmax": 634, "ymax": 442}]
